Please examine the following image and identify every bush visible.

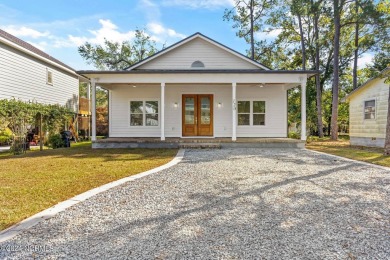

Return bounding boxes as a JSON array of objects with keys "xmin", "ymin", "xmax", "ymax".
[
  {"xmin": 48, "ymin": 134, "xmax": 65, "ymax": 149},
  {"xmin": 288, "ymin": 131, "xmax": 300, "ymax": 139},
  {"xmin": 0, "ymin": 128, "xmax": 13, "ymax": 145}
]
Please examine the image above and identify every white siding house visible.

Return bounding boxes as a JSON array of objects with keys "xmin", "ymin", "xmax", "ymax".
[
  {"xmin": 79, "ymin": 33, "xmax": 318, "ymax": 146},
  {"xmin": 345, "ymin": 69, "xmax": 390, "ymax": 147},
  {"xmin": 0, "ymin": 29, "xmax": 80, "ymax": 112}
]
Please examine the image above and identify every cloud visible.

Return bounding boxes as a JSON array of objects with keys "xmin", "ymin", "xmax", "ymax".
[
  {"xmin": 162, "ymin": 0, "xmax": 234, "ymax": 9},
  {"xmin": 1, "ymin": 25, "xmax": 50, "ymax": 38},
  {"xmin": 147, "ymin": 22, "xmax": 186, "ymax": 43},
  {"xmin": 138, "ymin": 0, "xmax": 161, "ymax": 22},
  {"xmin": 68, "ymin": 19, "xmax": 136, "ymax": 46}
]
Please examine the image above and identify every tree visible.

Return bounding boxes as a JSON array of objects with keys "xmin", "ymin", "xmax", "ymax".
[
  {"xmin": 385, "ymin": 80, "xmax": 390, "ymax": 155},
  {"xmin": 78, "ymin": 29, "xmax": 158, "ymax": 70},
  {"xmin": 223, "ymin": 0, "xmax": 275, "ymax": 60},
  {"xmin": 330, "ymin": 0, "xmax": 344, "ymax": 140}
]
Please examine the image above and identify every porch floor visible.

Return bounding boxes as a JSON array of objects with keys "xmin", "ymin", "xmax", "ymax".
[{"xmin": 93, "ymin": 137, "xmax": 305, "ymax": 149}]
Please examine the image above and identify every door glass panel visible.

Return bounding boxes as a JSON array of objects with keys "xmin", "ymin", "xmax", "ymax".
[
  {"xmin": 185, "ymin": 97, "xmax": 195, "ymax": 124},
  {"xmin": 200, "ymin": 97, "xmax": 210, "ymax": 124}
]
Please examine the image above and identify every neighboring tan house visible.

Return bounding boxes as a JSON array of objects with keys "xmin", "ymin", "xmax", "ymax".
[
  {"xmin": 78, "ymin": 33, "xmax": 318, "ymax": 146},
  {"xmin": 345, "ymin": 68, "xmax": 390, "ymax": 148}
]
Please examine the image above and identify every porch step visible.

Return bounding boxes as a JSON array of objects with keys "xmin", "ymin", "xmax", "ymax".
[{"xmin": 178, "ymin": 143, "xmax": 221, "ymax": 149}]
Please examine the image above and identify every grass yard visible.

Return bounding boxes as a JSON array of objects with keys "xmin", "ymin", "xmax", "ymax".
[
  {"xmin": 306, "ymin": 136, "xmax": 390, "ymax": 168},
  {"xmin": 0, "ymin": 142, "xmax": 178, "ymax": 231}
]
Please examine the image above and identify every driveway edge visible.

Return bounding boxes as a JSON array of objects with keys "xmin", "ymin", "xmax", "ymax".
[{"xmin": 0, "ymin": 149, "xmax": 185, "ymax": 243}]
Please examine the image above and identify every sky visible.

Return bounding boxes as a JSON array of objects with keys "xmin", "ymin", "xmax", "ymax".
[{"xmin": 0, "ymin": 0, "xmax": 373, "ymax": 70}]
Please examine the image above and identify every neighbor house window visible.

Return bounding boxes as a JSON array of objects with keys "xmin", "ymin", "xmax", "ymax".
[
  {"xmin": 237, "ymin": 100, "xmax": 266, "ymax": 126},
  {"xmin": 130, "ymin": 100, "xmax": 159, "ymax": 126},
  {"xmin": 364, "ymin": 100, "xmax": 376, "ymax": 119},
  {"xmin": 46, "ymin": 69, "xmax": 53, "ymax": 85}
]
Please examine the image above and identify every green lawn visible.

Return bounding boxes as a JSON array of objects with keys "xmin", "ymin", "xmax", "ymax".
[
  {"xmin": 0, "ymin": 142, "xmax": 177, "ymax": 231},
  {"xmin": 306, "ymin": 136, "xmax": 390, "ymax": 167}
]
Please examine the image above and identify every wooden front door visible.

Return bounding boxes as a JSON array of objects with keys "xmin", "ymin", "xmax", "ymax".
[{"xmin": 182, "ymin": 94, "xmax": 213, "ymax": 136}]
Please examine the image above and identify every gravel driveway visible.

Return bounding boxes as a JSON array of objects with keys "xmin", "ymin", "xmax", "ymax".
[{"xmin": 1, "ymin": 148, "xmax": 389, "ymax": 259}]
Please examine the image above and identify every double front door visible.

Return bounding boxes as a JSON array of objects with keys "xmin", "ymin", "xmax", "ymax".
[{"xmin": 182, "ymin": 94, "xmax": 213, "ymax": 136}]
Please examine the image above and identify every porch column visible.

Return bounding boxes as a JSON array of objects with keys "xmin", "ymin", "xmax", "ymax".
[
  {"xmin": 160, "ymin": 82, "xmax": 165, "ymax": 141},
  {"xmin": 301, "ymin": 77, "xmax": 307, "ymax": 141},
  {"xmin": 232, "ymin": 82, "xmax": 237, "ymax": 141},
  {"xmin": 91, "ymin": 79, "xmax": 96, "ymax": 141},
  {"xmin": 87, "ymin": 82, "xmax": 91, "ymax": 140}
]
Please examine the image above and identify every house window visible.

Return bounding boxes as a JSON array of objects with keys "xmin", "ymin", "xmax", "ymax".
[
  {"xmin": 130, "ymin": 100, "xmax": 159, "ymax": 126},
  {"xmin": 46, "ymin": 69, "xmax": 53, "ymax": 85},
  {"xmin": 364, "ymin": 100, "xmax": 376, "ymax": 119},
  {"xmin": 237, "ymin": 100, "xmax": 266, "ymax": 126}
]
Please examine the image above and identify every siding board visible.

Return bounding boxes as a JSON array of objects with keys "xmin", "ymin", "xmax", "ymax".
[
  {"xmin": 138, "ymin": 38, "xmax": 261, "ymax": 70},
  {"xmin": 349, "ymin": 77, "xmax": 389, "ymax": 141},
  {"xmin": 0, "ymin": 42, "xmax": 79, "ymax": 111},
  {"xmin": 109, "ymin": 84, "xmax": 287, "ymax": 138}
]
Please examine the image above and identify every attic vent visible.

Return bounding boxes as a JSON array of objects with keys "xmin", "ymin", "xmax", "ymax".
[{"xmin": 191, "ymin": 60, "xmax": 205, "ymax": 68}]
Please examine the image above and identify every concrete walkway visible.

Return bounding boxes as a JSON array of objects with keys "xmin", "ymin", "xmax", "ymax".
[{"xmin": 0, "ymin": 148, "xmax": 389, "ymax": 259}]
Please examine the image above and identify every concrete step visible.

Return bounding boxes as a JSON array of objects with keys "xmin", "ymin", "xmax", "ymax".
[{"xmin": 178, "ymin": 143, "xmax": 221, "ymax": 149}]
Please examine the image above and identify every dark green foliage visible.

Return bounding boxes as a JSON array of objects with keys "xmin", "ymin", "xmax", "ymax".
[
  {"xmin": 78, "ymin": 30, "xmax": 158, "ymax": 70},
  {"xmin": 47, "ymin": 134, "xmax": 65, "ymax": 149}
]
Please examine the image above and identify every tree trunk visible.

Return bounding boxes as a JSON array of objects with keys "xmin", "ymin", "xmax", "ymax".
[
  {"xmin": 250, "ymin": 0, "xmax": 255, "ymax": 60},
  {"xmin": 314, "ymin": 6, "xmax": 324, "ymax": 137},
  {"xmin": 384, "ymin": 86, "xmax": 390, "ymax": 155},
  {"xmin": 331, "ymin": 0, "xmax": 341, "ymax": 140},
  {"xmin": 353, "ymin": 0, "xmax": 359, "ymax": 90},
  {"xmin": 297, "ymin": 12, "xmax": 306, "ymax": 70}
]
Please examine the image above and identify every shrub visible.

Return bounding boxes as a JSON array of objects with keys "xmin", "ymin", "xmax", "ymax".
[
  {"xmin": 0, "ymin": 128, "xmax": 13, "ymax": 145},
  {"xmin": 48, "ymin": 134, "xmax": 64, "ymax": 149},
  {"xmin": 288, "ymin": 131, "xmax": 300, "ymax": 139}
]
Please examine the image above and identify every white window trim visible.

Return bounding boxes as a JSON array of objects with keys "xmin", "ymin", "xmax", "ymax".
[
  {"xmin": 46, "ymin": 68, "xmax": 53, "ymax": 85},
  {"xmin": 237, "ymin": 99, "xmax": 267, "ymax": 127},
  {"xmin": 129, "ymin": 99, "xmax": 160, "ymax": 127},
  {"xmin": 363, "ymin": 98, "xmax": 376, "ymax": 121}
]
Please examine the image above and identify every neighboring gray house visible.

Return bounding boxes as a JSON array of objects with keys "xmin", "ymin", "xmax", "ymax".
[
  {"xmin": 345, "ymin": 68, "xmax": 390, "ymax": 148},
  {"xmin": 0, "ymin": 29, "xmax": 81, "ymax": 111}
]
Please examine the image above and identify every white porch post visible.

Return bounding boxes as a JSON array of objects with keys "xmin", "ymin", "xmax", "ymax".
[
  {"xmin": 91, "ymin": 79, "xmax": 96, "ymax": 141},
  {"xmin": 87, "ymin": 82, "xmax": 91, "ymax": 140},
  {"xmin": 232, "ymin": 82, "xmax": 237, "ymax": 141},
  {"xmin": 161, "ymin": 82, "xmax": 165, "ymax": 141},
  {"xmin": 301, "ymin": 77, "xmax": 307, "ymax": 141}
]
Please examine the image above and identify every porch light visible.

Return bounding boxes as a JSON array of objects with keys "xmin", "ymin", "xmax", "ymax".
[
  {"xmin": 217, "ymin": 102, "xmax": 222, "ymax": 108},
  {"xmin": 173, "ymin": 102, "xmax": 178, "ymax": 108},
  {"xmin": 259, "ymin": 83, "xmax": 264, "ymax": 88}
]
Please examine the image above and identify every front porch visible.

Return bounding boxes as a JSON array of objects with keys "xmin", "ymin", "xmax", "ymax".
[{"xmin": 93, "ymin": 137, "xmax": 305, "ymax": 149}]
